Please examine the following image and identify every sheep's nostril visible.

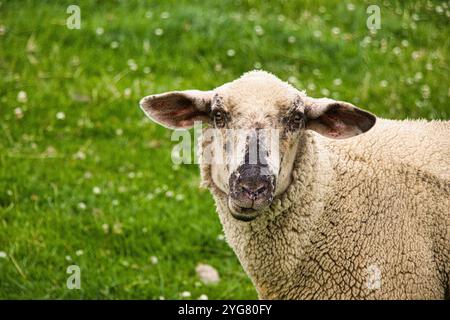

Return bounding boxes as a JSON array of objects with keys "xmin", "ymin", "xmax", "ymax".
[
  {"xmin": 255, "ymin": 185, "xmax": 267, "ymax": 195},
  {"xmin": 240, "ymin": 183, "xmax": 268, "ymax": 200}
]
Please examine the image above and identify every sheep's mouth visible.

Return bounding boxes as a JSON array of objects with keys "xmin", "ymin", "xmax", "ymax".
[{"xmin": 228, "ymin": 199, "xmax": 261, "ymax": 221}]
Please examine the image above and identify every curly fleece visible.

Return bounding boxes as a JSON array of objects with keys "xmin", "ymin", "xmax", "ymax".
[{"xmin": 200, "ymin": 118, "xmax": 450, "ymax": 299}]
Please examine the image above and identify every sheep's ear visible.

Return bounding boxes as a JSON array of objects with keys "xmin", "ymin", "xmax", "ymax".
[
  {"xmin": 304, "ymin": 97, "xmax": 376, "ymax": 139},
  {"xmin": 139, "ymin": 90, "xmax": 213, "ymax": 129}
]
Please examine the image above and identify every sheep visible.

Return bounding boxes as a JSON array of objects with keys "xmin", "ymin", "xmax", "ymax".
[{"xmin": 139, "ymin": 70, "xmax": 450, "ymax": 299}]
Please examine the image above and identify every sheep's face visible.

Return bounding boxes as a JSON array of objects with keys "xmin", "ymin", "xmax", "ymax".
[{"xmin": 140, "ymin": 71, "xmax": 376, "ymax": 221}]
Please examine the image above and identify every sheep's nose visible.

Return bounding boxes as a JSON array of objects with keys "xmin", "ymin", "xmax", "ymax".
[
  {"xmin": 239, "ymin": 180, "xmax": 269, "ymax": 201},
  {"xmin": 229, "ymin": 164, "xmax": 275, "ymax": 211}
]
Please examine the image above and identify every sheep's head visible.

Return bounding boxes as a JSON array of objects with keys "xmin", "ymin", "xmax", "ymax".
[{"xmin": 140, "ymin": 71, "xmax": 376, "ymax": 221}]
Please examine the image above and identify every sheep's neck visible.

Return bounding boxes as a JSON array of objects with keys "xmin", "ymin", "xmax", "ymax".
[{"xmin": 201, "ymin": 132, "xmax": 334, "ymax": 298}]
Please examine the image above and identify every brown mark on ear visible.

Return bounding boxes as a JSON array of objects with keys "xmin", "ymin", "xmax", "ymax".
[
  {"xmin": 139, "ymin": 90, "xmax": 213, "ymax": 129},
  {"xmin": 305, "ymin": 99, "xmax": 376, "ymax": 139}
]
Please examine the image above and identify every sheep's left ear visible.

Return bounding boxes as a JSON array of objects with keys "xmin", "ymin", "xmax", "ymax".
[{"xmin": 304, "ymin": 97, "xmax": 376, "ymax": 139}]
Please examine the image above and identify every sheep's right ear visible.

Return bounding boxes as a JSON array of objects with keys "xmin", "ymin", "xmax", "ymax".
[{"xmin": 139, "ymin": 90, "xmax": 214, "ymax": 129}]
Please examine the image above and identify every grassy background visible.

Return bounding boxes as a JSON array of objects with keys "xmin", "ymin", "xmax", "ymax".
[{"xmin": 0, "ymin": 0, "xmax": 448, "ymax": 299}]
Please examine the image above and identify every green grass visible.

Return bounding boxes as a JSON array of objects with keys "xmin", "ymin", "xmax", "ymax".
[{"xmin": 0, "ymin": 0, "xmax": 448, "ymax": 299}]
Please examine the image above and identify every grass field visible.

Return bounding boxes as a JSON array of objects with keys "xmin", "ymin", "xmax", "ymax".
[{"xmin": 0, "ymin": 0, "xmax": 448, "ymax": 299}]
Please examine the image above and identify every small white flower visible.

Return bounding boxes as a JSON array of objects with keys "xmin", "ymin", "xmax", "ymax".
[
  {"xmin": 401, "ymin": 39, "xmax": 409, "ymax": 47},
  {"xmin": 160, "ymin": 12, "xmax": 170, "ymax": 19},
  {"xmin": 0, "ymin": 251, "xmax": 7, "ymax": 258},
  {"xmin": 313, "ymin": 30, "xmax": 322, "ymax": 38},
  {"xmin": 84, "ymin": 171, "xmax": 93, "ymax": 179},
  {"xmin": 288, "ymin": 76, "xmax": 298, "ymax": 84},
  {"xmin": 175, "ymin": 194, "xmax": 184, "ymax": 201},
  {"xmin": 414, "ymin": 72, "xmax": 423, "ymax": 81},
  {"xmin": 56, "ymin": 112, "xmax": 66, "ymax": 120},
  {"xmin": 254, "ymin": 25, "xmax": 264, "ymax": 36},
  {"xmin": 76, "ymin": 250, "xmax": 84, "ymax": 256},
  {"xmin": 198, "ymin": 294, "xmax": 208, "ymax": 300},
  {"xmin": 393, "ymin": 47, "xmax": 401, "ymax": 55},
  {"xmin": 14, "ymin": 107, "xmax": 24, "ymax": 119},
  {"xmin": 165, "ymin": 191, "xmax": 174, "ymax": 198},
  {"xmin": 127, "ymin": 59, "xmax": 137, "ymax": 71},
  {"xmin": 143, "ymin": 67, "xmax": 151, "ymax": 74},
  {"xmin": 113, "ymin": 223, "xmax": 123, "ymax": 234},
  {"xmin": 333, "ymin": 78, "xmax": 342, "ymax": 86},
  {"xmin": 288, "ymin": 36, "xmax": 296, "ymax": 44},
  {"xmin": 154, "ymin": 28, "xmax": 164, "ymax": 36},
  {"xmin": 17, "ymin": 91, "xmax": 28, "ymax": 103},
  {"xmin": 380, "ymin": 80, "xmax": 388, "ymax": 88},
  {"xmin": 307, "ymin": 83, "xmax": 316, "ymax": 91},
  {"xmin": 145, "ymin": 11, "xmax": 153, "ymax": 18},
  {"xmin": 320, "ymin": 88, "xmax": 330, "ymax": 96},
  {"xmin": 93, "ymin": 186, "xmax": 101, "ymax": 195},
  {"xmin": 158, "ymin": 296, "xmax": 165, "ymax": 300},
  {"xmin": 346, "ymin": 3, "xmax": 355, "ymax": 11},
  {"xmin": 74, "ymin": 150, "xmax": 86, "ymax": 160},
  {"xmin": 411, "ymin": 51, "xmax": 421, "ymax": 60},
  {"xmin": 102, "ymin": 224, "xmax": 109, "ymax": 233},
  {"xmin": 110, "ymin": 41, "xmax": 119, "ymax": 49},
  {"xmin": 78, "ymin": 202, "xmax": 87, "ymax": 210},
  {"xmin": 217, "ymin": 234, "xmax": 225, "ymax": 241},
  {"xmin": 196, "ymin": 263, "xmax": 220, "ymax": 285},
  {"xmin": 95, "ymin": 27, "xmax": 104, "ymax": 36},
  {"xmin": 331, "ymin": 27, "xmax": 340, "ymax": 35},
  {"xmin": 226, "ymin": 49, "xmax": 235, "ymax": 57},
  {"xmin": 65, "ymin": 255, "xmax": 72, "ymax": 261},
  {"xmin": 360, "ymin": 36, "xmax": 371, "ymax": 48},
  {"xmin": 124, "ymin": 88, "xmax": 132, "ymax": 97},
  {"xmin": 180, "ymin": 291, "xmax": 191, "ymax": 298},
  {"xmin": 421, "ymin": 85, "xmax": 430, "ymax": 99},
  {"xmin": 150, "ymin": 256, "xmax": 158, "ymax": 264},
  {"xmin": 415, "ymin": 100, "xmax": 424, "ymax": 108}
]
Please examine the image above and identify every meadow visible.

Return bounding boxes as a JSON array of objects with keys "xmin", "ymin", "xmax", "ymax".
[{"xmin": 0, "ymin": 0, "xmax": 448, "ymax": 299}]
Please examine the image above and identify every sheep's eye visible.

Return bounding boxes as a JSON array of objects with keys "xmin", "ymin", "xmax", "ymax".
[
  {"xmin": 213, "ymin": 110, "xmax": 227, "ymax": 128},
  {"xmin": 293, "ymin": 113, "xmax": 303, "ymax": 125},
  {"xmin": 288, "ymin": 111, "xmax": 304, "ymax": 130}
]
